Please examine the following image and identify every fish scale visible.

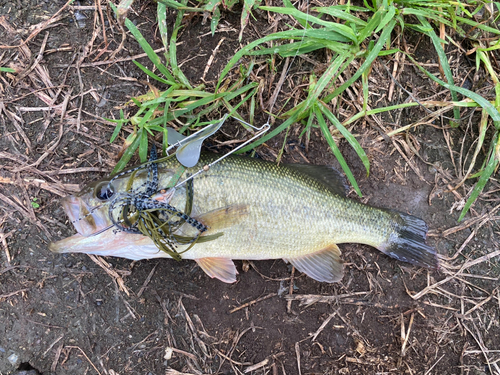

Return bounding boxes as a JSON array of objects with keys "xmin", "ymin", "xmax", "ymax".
[{"xmin": 180, "ymin": 156, "xmax": 382, "ymax": 257}]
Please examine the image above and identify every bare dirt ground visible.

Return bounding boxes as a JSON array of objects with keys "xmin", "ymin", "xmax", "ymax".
[{"xmin": 1, "ymin": 1, "xmax": 499, "ymax": 375}]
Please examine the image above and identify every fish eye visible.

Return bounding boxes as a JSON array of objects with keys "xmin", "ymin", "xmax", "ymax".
[{"xmin": 95, "ymin": 181, "xmax": 115, "ymax": 201}]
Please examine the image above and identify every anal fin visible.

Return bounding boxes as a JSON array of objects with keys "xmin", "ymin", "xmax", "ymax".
[
  {"xmin": 284, "ymin": 244, "xmax": 344, "ymax": 283},
  {"xmin": 195, "ymin": 258, "xmax": 238, "ymax": 283}
]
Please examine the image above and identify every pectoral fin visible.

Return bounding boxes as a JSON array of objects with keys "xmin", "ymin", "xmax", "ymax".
[
  {"xmin": 195, "ymin": 258, "xmax": 238, "ymax": 283},
  {"xmin": 196, "ymin": 204, "xmax": 249, "ymax": 233},
  {"xmin": 284, "ymin": 244, "xmax": 344, "ymax": 283}
]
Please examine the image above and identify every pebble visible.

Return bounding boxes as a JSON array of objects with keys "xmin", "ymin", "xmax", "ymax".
[{"xmin": 8, "ymin": 353, "xmax": 19, "ymax": 365}]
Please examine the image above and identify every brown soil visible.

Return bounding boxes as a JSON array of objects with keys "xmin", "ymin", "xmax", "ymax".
[{"xmin": 1, "ymin": 1, "xmax": 499, "ymax": 375}]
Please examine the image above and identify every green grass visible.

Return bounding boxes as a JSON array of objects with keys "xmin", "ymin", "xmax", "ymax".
[
  {"xmin": 108, "ymin": 2, "xmax": 258, "ymax": 174},
  {"xmin": 110, "ymin": 0, "xmax": 500, "ymax": 220},
  {"xmin": 214, "ymin": 0, "xmax": 500, "ymax": 213}
]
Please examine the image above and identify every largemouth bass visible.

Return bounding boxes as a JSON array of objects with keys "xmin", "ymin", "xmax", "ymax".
[{"xmin": 50, "ymin": 153, "xmax": 438, "ymax": 283}]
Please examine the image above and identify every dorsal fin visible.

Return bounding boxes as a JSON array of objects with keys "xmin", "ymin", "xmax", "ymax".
[{"xmin": 285, "ymin": 164, "xmax": 349, "ymax": 197}]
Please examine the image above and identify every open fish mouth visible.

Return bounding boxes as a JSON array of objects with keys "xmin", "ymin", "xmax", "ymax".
[
  {"xmin": 51, "ymin": 196, "xmax": 159, "ymax": 257},
  {"xmin": 62, "ymin": 195, "xmax": 110, "ymax": 237}
]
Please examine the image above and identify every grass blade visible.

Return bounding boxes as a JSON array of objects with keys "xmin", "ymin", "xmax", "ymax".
[
  {"xmin": 156, "ymin": 0, "xmax": 201, "ymax": 11},
  {"xmin": 139, "ymin": 128, "xmax": 149, "ymax": 162},
  {"xmin": 318, "ymin": 101, "xmax": 369, "ymax": 177},
  {"xmin": 170, "ymin": 0, "xmax": 193, "ymax": 89},
  {"xmin": 157, "ymin": 1, "xmax": 170, "ymax": 64},
  {"xmin": 406, "ymin": 54, "xmax": 500, "ymax": 129},
  {"xmin": 109, "ymin": 109, "xmax": 127, "ymax": 143},
  {"xmin": 417, "ymin": 16, "xmax": 460, "ymax": 125},
  {"xmin": 133, "ymin": 60, "xmax": 174, "ymax": 85},
  {"xmin": 459, "ymin": 134, "xmax": 500, "ymax": 221},
  {"xmin": 240, "ymin": 0, "xmax": 258, "ymax": 41},
  {"xmin": 314, "ymin": 105, "xmax": 362, "ymax": 196},
  {"xmin": 237, "ymin": 109, "xmax": 302, "ymax": 153},
  {"xmin": 455, "ymin": 15, "xmax": 500, "ymax": 35},
  {"xmin": 325, "ymin": 18, "xmax": 396, "ymax": 102},
  {"xmin": 260, "ymin": 6, "xmax": 358, "ymax": 42},
  {"xmin": 314, "ymin": 6, "xmax": 368, "ymax": 26},
  {"xmin": 112, "ymin": 130, "xmax": 142, "ymax": 174},
  {"xmin": 211, "ymin": 7, "xmax": 221, "ymax": 35},
  {"xmin": 303, "ymin": 53, "xmax": 350, "ymax": 110},
  {"xmin": 374, "ymin": 5, "xmax": 395, "ymax": 34},
  {"xmin": 110, "ymin": 3, "xmax": 175, "ymax": 82}
]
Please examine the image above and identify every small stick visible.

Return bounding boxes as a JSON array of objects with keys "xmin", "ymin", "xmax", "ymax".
[
  {"xmin": 88, "ymin": 254, "xmax": 131, "ymax": 296},
  {"xmin": 0, "ymin": 0, "xmax": 73, "ymax": 49},
  {"xmin": 215, "ymin": 348, "xmax": 252, "ymax": 366},
  {"xmin": 0, "ymin": 191, "xmax": 32, "ymax": 219},
  {"xmin": 465, "ymin": 350, "xmax": 500, "ymax": 354},
  {"xmin": 442, "ymin": 210, "xmax": 497, "ymax": 237},
  {"xmin": 244, "ymin": 352, "xmax": 285, "ymax": 374},
  {"xmin": 65, "ymin": 346, "xmax": 102, "ymax": 375},
  {"xmin": 229, "ymin": 293, "xmax": 277, "ymax": 314},
  {"xmin": 14, "ymin": 89, "xmax": 72, "ymax": 172},
  {"xmin": 136, "ymin": 263, "xmax": 157, "ymax": 298},
  {"xmin": 462, "ymin": 320, "xmax": 495, "ymax": 375},
  {"xmin": 92, "ymin": 0, "xmax": 110, "ymax": 61},
  {"xmin": 295, "ymin": 342, "xmax": 302, "ymax": 375},
  {"xmin": 311, "ymin": 311, "xmax": 337, "ymax": 341},
  {"xmin": 267, "ymin": 56, "xmax": 290, "ymax": 114},
  {"xmin": 409, "ymin": 249, "xmax": 500, "ymax": 300},
  {"xmin": 244, "ymin": 358, "xmax": 269, "ymax": 373},
  {"xmin": 422, "ymin": 301, "xmax": 459, "ymax": 311},
  {"xmin": 0, "ymin": 218, "xmax": 11, "ymax": 264},
  {"xmin": 423, "ymin": 354, "xmax": 445, "ymax": 375},
  {"xmin": 15, "ymin": 31, "xmax": 49, "ymax": 85},
  {"xmin": 55, "ymin": 47, "xmax": 165, "ymax": 68},
  {"xmin": 202, "ymin": 38, "xmax": 225, "ymax": 82},
  {"xmin": 43, "ymin": 335, "xmax": 64, "ymax": 357},
  {"xmin": 43, "ymin": 167, "xmax": 109, "ymax": 175},
  {"xmin": 0, "ymin": 288, "xmax": 29, "ymax": 300},
  {"xmin": 170, "ymin": 347, "xmax": 198, "ymax": 361},
  {"xmin": 285, "ymin": 291, "xmax": 369, "ymax": 308},
  {"xmin": 286, "ymin": 266, "xmax": 295, "ymax": 313},
  {"xmin": 401, "ymin": 312, "xmax": 414, "ymax": 356},
  {"xmin": 387, "ymin": 53, "xmax": 399, "ymax": 102},
  {"xmin": 2, "ymin": 105, "xmax": 32, "ymax": 153},
  {"xmin": 220, "ymin": 325, "xmax": 259, "ymax": 371},
  {"xmin": 51, "ymin": 343, "xmax": 63, "ymax": 373},
  {"xmin": 464, "ymin": 292, "xmax": 495, "ymax": 316}
]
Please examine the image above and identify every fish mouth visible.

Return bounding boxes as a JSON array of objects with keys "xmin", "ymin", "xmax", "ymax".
[
  {"xmin": 50, "ymin": 195, "xmax": 113, "ymax": 254},
  {"xmin": 61, "ymin": 195, "xmax": 110, "ymax": 237}
]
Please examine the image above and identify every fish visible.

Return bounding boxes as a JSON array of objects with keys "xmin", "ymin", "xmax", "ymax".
[{"xmin": 50, "ymin": 153, "xmax": 439, "ymax": 283}]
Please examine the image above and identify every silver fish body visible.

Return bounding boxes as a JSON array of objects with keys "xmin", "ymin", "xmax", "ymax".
[{"xmin": 50, "ymin": 153, "xmax": 438, "ymax": 283}]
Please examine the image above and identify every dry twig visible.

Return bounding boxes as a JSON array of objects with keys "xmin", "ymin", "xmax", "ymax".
[
  {"xmin": 88, "ymin": 254, "xmax": 131, "ymax": 296},
  {"xmin": 229, "ymin": 293, "xmax": 277, "ymax": 314}
]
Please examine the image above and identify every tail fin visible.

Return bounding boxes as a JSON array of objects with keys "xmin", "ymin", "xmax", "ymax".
[{"xmin": 380, "ymin": 211, "xmax": 439, "ymax": 269}]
